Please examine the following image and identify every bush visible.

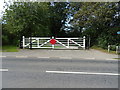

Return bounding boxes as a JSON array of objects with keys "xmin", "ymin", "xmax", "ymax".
[
  {"xmin": 2, "ymin": 35, "xmax": 9, "ymax": 45},
  {"xmin": 110, "ymin": 45, "xmax": 116, "ymax": 51},
  {"xmin": 97, "ymin": 36, "xmax": 108, "ymax": 49}
]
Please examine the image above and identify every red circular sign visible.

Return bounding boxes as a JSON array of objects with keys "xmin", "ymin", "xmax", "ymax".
[{"xmin": 50, "ymin": 39, "xmax": 56, "ymax": 44}]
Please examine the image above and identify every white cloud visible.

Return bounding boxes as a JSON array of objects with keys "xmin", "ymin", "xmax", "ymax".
[
  {"xmin": 0, "ymin": 0, "xmax": 12, "ymax": 18},
  {"xmin": 0, "ymin": 0, "xmax": 4, "ymax": 11},
  {"xmin": 0, "ymin": 0, "xmax": 6, "ymax": 18}
]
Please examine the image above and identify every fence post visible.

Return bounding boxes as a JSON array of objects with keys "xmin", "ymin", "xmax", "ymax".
[
  {"xmin": 83, "ymin": 36, "xmax": 86, "ymax": 50},
  {"xmin": 108, "ymin": 45, "xmax": 110, "ymax": 52},
  {"xmin": 116, "ymin": 46, "xmax": 118, "ymax": 54},
  {"xmin": 22, "ymin": 36, "xmax": 25, "ymax": 49}
]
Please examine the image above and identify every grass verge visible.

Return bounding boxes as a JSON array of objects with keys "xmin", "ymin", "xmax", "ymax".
[
  {"xmin": 1, "ymin": 45, "xmax": 19, "ymax": 52},
  {"xmin": 113, "ymin": 58, "xmax": 120, "ymax": 59},
  {"xmin": 91, "ymin": 46, "xmax": 118, "ymax": 54}
]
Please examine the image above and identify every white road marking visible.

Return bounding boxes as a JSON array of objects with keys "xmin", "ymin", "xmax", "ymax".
[
  {"xmin": 85, "ymin": 58, "xmax": 95, "ymax": 60},
  {"xmin": 0, "ymin": 55, "xmax": 118, "ymax": 61},
  {"xmin": 105, "ymin": 59, "xmax": 118, "ymax": 60},
  {"xmin": 60, "ymin": 57, "xmax": 72, "ymax": 59},
  {"xmin": 0, "ymin": 69, "xmax": 8, "ymax": 71},
  {"xmin": 50, "ymin": 57, "xmax": 59, "ymax": 59},
  {"xmin": 46, "ymin": 71, "xmax": 119, "ymax": 76},
  {"xmin": 16, "ymin": 56, "xmax": 27, "ymax": 58},
  {"xmin": 38, "ymin": 57, "xmax": 50, "ymax": 59},
  {"xmin": 0, "ymin": 56, "xmax": 6, "ymax": 58}
]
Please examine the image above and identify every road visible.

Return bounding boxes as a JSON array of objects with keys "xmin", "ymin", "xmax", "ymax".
[{"xmin": 2, "ymin": 57, "xmax": 119, "ymax": 88}]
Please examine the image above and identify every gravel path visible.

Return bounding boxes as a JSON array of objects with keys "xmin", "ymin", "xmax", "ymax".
[{"xmin": 2, "ymin": 49, "xmax": 119, "ymax": 60}]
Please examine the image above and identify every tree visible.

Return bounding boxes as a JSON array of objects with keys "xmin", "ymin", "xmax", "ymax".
[
  {"xmin": 49, "ymin": 2, "xmax": 68, "ymax": 37},
  {"xmin": 70, "ymin": 2, "xmax": 120, "ymax": 47},
  {"xmin": 2, "ymin": 2, "xmax": 51, "ymax": 45}
]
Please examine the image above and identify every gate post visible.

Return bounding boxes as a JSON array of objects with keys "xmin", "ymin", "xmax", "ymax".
[
  {"xmin": 83, "ymin": 36, "xmax": 86, "ymax": 50},
  {"xmin": 52, "ymin": 36, "xmax": 55, "ymax": 49},
  {"xmin": 22, "ymin": 36, "xmax": 25, "ymax": 49},
  {"xmin": 67, "ymin": 39, "xmax": 70, "ymax": 48},
  {"xmin": 30, "ymin": 37, "xmax": 32, "ymax": 50},
  {"xmin": 88, "ymin": 35, "xmax": 90, "ymax": 50}
]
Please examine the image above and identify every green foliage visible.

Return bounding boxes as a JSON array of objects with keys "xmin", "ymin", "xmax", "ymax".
[
  {"xmin": 2, "ymin": 45, "xmax": 19, "ymax": 52},
  {"xmin": 110, "ymin": 45, "xmax": 116, "ymax": 51},
  {"xmin": 49, "ymin": 2, "xmax": 68, "ymax": 37},
  {"xmin": 2, "ymin": 35, "xmax": 9, "ymax": 45},
  {"xmin": 2, "ymin": 2, "xmax": 120, "ymax": 49},
  {"xmin": 97, "ymin": 35, "xmax": 108, "ymax": 49},
  {"xmin": 70, "ymin": 2, "xmax": 120, "ymax": 48},
  {"xmin": 2, "ymin": 2, "xmax": 51, "ymax": 45},
  {"xmin": 2, "ymin": 2, "xmax": 69, "ymax": 45}
]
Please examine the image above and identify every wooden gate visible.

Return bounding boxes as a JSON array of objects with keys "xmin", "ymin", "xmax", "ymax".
[{"xmin": 22, "ymin": 36, "xmax": 86, "ymax": 49}]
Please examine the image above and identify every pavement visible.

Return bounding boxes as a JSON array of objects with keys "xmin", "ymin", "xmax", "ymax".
[{"xmin": 1, "ymin": 49, "xmax": 119, "ymax": 60}]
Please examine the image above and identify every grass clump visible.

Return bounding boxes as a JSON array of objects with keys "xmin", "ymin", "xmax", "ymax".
[
  {"xmin": 91, "ymin": 46, "xmax": 117, "ymax": 54},
  {"xmin": 2, "ymin": 45, "xmax": 19, "ymax": 52}
]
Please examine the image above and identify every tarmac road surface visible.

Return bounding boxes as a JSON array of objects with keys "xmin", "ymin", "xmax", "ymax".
[{"xmin": 2, "ymin": 57, "xmax": 119, "ymax": 88}]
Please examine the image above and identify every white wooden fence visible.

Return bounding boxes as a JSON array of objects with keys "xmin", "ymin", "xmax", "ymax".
[{"xmin": 22, "ymin": 36, "xmax": 86, "ymax": 49}]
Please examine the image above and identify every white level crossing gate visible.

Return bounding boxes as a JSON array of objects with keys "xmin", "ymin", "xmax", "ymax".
[{"xmin": 22, "ymin": 36, "xmax": 86, "ymax": 49}]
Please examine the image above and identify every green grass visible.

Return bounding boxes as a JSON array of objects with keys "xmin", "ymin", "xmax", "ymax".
[
  {"xmin": 1, "ymin": 45, "xmax": 19, "ymax": 52},
  {"xmin": 113, "ymin": 58, "xmax": 120, "ymax": 59},
  {"xmin": 91, "ymin": 46, "xmax": 118, "ymax": 54},
  {"xmin": 55, "ymin": 46, "xmax": 64, "ymax": 48},
  {"xmin": 31, "ymin": 45, "xmax": 64, "ymax": 48},
  {"xmin": 38, "ymin": 45, "xmax": 64, "ymax": 48}
]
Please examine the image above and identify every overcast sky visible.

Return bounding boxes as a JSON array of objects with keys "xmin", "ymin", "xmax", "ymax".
[
  {"xmin": 0, "ymin": 0, "xmax": 8, "ymax": 18},
  {"xmin": 0, "ymin": 0, "xmax": 4, "ymax": 10},
  {"xmin": 0, "ymin": 0, "xmax": 4, "ymax": 17},
  {"xmin": 0, "ymin": 0, "xmax": 14, "ymax": 18}
]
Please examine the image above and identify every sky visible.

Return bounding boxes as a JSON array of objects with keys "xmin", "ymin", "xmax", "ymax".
[
  {"xmin": 0, "ymin": 0, "xmax": 5, "ymax": 18},
  {"xmin": 0, "ymin": 0, "xmax": 14, "ymax": 18}
]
